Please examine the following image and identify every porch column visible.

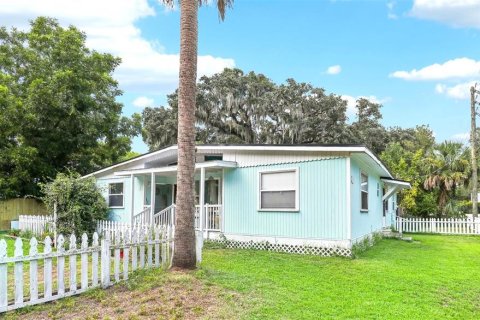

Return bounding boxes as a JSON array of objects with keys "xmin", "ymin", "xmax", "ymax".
[
  {"xmin": 150, "ymin": 172, "xmax": 155, "ymax": 225},
  {"xmin": 200, "ymin": 167, "xmax": 205, "ymax": 232},
  {"xmin": 130, "ymin": 174, "xmax": 134, "ymax": 226}
]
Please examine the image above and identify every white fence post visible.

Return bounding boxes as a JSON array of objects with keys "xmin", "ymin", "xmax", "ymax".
[{"xmin": 196, "ymin": 230, "xmax": 203, "ymax": 263}]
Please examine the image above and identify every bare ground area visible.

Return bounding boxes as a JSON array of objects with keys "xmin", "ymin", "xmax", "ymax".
[{"xmin": 3, "ymin": 268, "xmax": 242, "ymax": 320}]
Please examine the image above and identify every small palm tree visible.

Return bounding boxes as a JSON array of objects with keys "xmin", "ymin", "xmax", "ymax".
[
  {"xmin": 160, "ymin": 0, "xmax": 233, "ymax": 269},
  {"xmin": 424, "ymin": 141, "xmax": 470, "ymax": 216}
]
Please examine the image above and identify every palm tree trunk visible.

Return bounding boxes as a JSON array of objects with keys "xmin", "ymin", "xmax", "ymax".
[{"xmin": 172, "ymin": 0, "xmax": 198, "ymax": 269}]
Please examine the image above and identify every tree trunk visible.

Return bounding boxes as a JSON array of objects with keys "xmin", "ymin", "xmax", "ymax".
[{"xmin": 172, "ymin": 0, "xmax": 198, "ymax": 269}]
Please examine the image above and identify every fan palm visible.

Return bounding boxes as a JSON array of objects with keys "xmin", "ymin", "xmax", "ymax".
[{"xmin": 423, "ymin": 141, "xmax": 470, "ymax": 216}]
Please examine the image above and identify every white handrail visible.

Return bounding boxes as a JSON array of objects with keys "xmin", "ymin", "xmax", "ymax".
[
  {"xmin": 133, "ymin": 206, "xmax": 151, "ymax": 226},
  {"xmin": 153, "ymin": 204, "xmax": 176, "ymax": 226}
]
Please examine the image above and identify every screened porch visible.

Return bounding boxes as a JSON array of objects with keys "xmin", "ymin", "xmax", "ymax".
[{"xmin": 113, "ymin": 160, "xmax": 237, "ymax": 232}]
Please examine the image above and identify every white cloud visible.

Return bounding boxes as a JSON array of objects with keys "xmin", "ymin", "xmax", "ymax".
[
  {"xmin": 341, "ymin": 95, "xmax": 390, "ymax": 118},
  {"xmin": 326, "ymin": 65, "xmax": 342, "ymax": 75},
  {"xmin": 0, "ymin": 0, "xmax": 235, "ymax": 94},
  {"xmin": 387, "ymin": 1, "xmax": 398, "ymax": 20},
  {"xmin": 435, "ymin": 81, "xmax": 478, "ymax": 99},
  {"xmin": 410, "ymin": 0, "xmax": 480, "ymax": 28},
  {"xmin": 390, "ymin": 58, "xmax": 480, "ymax": 81},
  {"xmin": 133, "ymin": 96, "xmax": 155, "ymax": 109},
  {"xmin": 451, "ymin": 132, "xmax": 470, "ymax": 143}
]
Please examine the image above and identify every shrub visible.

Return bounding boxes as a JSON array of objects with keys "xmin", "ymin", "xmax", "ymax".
[{"xmin": 41, "ymin": 172, "xmax": 108, "ymax": 239}]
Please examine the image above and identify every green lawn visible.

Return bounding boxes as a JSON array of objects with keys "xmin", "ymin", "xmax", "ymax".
[
  {"xmin": 3, "ymin": 234, "xmax": 480, "ymax": 319},
  {"xmin": 199, "ymin": 235, "xmax": 480, "ymax": 319}
]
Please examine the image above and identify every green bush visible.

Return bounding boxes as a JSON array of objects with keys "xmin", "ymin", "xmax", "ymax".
[{"xmin": 41, "ymin": 172, "xmax": 108, "ymax": 239}]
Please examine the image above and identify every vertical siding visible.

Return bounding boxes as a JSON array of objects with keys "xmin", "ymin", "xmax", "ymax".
[
  {"xmin": 96, "ymin": 176, "xmax": 132, "ymax": 223},
  {"xmin": 385, "ymin": 193, "xmax": 397, "ymax": 228},
  {"xmin": 350, "ymin": 159, "xmax": 384, "ymax": 241},
  {"xmin": 224, "ymin": 158, "xmax": 348, "ymax": 240}
]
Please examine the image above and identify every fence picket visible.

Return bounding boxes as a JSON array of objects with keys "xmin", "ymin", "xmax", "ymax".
[
  {"xmin": 14, "ymin": 238, "xmax": 24, "ymax": 305},
  {"xmin": 81, "ymin": 233, "xmax": 89, "ymax": 290},
  {"xmin": 0, "ymin": 240, "xmax": 7, "ymax": 311},
  {"xmin": 154, "ymin": 227, "xmax": 160, "ymax": 268},
  {"xmin": 140, "ymin": 228, "xmax": 145, "ymax": 269},
  {"xmin": 147, "ymin": 228, "xmax": 153, "ymax": 268},
  {"xmin": 69, "ymin": 234, "xmax": 77, "ymax": 293},
  {"xmin": 57, "ymin": 235, "xmax": 65, "ymax": 296},
  {"xmin": 29, "ymin": 237, "xmax": 39, "ymax": 302},
  {"xmin": 92, "ymin": 233, "xmax": 99, "ymax": 287},
  {"xmin": 123, "ymin": 229, "xmax": 130, "ymax": 280},
  {"xmin": 132, "ymin": 228, "xmax": 138, "ymax": 271},
  {"xmin": 114, "ymin": 231, "xmax": 121, "ymax": 282},
  {"xmin": 44, "ymin": 237, "xmax": 53, "ymax": 299}
]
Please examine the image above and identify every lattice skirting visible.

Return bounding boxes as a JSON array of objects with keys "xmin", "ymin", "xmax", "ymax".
[{"xmin": 207, "ymin": 239, "xmax": 352, "ymax": 257}]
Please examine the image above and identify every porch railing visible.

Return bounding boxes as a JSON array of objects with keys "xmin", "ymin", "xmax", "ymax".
[
  {"xmin": 195, "ymin": 204, "xmax": 222, "ymax": 231},
  {"xmin": 133, "ymin": 206, "xmax": 151, "ymax": 226},
  {"xmin": 154, "ymin": 204, "xmax": 176, "ymax": 227},
  {"xmin": 133, "ymin": 203, "xmax": 222, "ymax": 231}
]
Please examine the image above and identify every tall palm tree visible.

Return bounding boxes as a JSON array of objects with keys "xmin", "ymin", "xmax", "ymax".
[
  {"xmin": 162, "ymin": 0, "xmax": 233, "ymax": 269},
  {"xmin": 424, "ymin": 141, "xmax": 470, "ymax": 216}
]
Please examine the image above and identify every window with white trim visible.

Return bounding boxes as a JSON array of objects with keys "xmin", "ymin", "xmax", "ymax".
[
  {"xmin": 259, "ymin": 169, "xmax": 298, "ymax": 210},
  {"xmin": 361, "ymin": 172, "xmax": 368, "ymax": 211},
  {"xmin": 108, "ymin": 182, "xmax": 124, "ymax": 208}
]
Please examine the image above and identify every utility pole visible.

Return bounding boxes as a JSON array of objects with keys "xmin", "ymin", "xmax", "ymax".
[{"xmin": 471, "ymin": 85, "xmax": 478, "ymax": 218}]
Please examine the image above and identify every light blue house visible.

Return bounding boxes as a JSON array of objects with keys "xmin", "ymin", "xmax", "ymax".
[{"xmin": 85, "ymin": 144, "xmax": 409, "ymax": 253}]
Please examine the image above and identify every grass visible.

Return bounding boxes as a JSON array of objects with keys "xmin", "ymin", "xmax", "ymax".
[
  {"xmin": 198, "ymin": 234, "xmax": 480, "ymax": 319},
  {"xmin": 3, "ymin": 234, "xmax": 480, "ymax": 319}
]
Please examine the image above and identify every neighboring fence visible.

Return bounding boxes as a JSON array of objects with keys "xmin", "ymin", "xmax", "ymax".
[
  {"xmin": 0, "ymin": 198, "xmax": 47, "ymax": 230},
  {"xmin": 18, "ymin": 215, "xmax": 54, "ymax": 236},
  {"xmin": 0, "ymin": 226, "xmax": 174, "ymax": 313},
  {"xmin": 397, "ymin": 217, "xmax": 480, "ymax": 235}
]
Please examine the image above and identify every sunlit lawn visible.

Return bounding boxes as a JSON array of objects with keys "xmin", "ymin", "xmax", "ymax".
[{"xmin": 199, "ymin": 234, "xmax": 480, "ymax": 319}]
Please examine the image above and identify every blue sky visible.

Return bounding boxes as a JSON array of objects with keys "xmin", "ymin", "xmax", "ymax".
[{"xmin": 2, "ymin": 0, "xmax": 480, "ymax": 153}]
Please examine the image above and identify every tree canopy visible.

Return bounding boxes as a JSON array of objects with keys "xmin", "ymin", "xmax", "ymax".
[
  {"xmin": 0, "ymin": 17, "xmax": 141, "ymax": 199},
  {"xmin": 143, "ymin": 68, "xmax": 415, "ymax": 154}
]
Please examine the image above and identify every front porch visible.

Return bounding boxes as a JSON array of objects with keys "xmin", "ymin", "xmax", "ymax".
[{"xmin": 114, "ymin": 160, "xmax": 236, "ymax": 234}]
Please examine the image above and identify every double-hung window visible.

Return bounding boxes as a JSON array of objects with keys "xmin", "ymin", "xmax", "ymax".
[
  {"xmin": 259, "ymin": 168, "xmax": 299, "ymax": 211},
  {"xmin": 108, "ymin": 182, "xmax": 124, "ymax": 208},
  {"xmin": 361, "ymin": 172, "xmax": 368, "ymax": 211}
]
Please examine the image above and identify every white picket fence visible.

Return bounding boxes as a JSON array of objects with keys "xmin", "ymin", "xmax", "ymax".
[
  {"xmin": 0, "ymin": 226, "xmax": 174, "ymax": 313},
  {"xmin": 18, "ymin": 215, "xmax": 54, "ymax": 236},
  {"xmin": 397, "ymin": 217, "xmax": 480, "ymax": 235}
]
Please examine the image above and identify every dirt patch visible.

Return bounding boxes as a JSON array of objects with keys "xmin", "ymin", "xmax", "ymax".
[{"xmin": 5, "ymin": 270, "xmax": 240, "ymax": 320}]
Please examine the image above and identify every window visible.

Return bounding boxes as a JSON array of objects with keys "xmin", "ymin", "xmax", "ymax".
[
  {"xmin": 361, "ymin": 173, "xmax": 368, "ymax": 211},
  {"xmin": 108, "ymin": 182, "xmax": 124, "ymax": 208},
  {"xmin": 259, "ymin": 169, "xmax": 298, "ymax": 211},
  {"xmin": 205, "ymin": 155, "xmax": 223, "ymax": 161}
]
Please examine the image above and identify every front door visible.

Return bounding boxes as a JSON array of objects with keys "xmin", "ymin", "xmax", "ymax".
[{"xmin": 155, "ymin": 184, "xmax": 172, "ymax": 213}]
